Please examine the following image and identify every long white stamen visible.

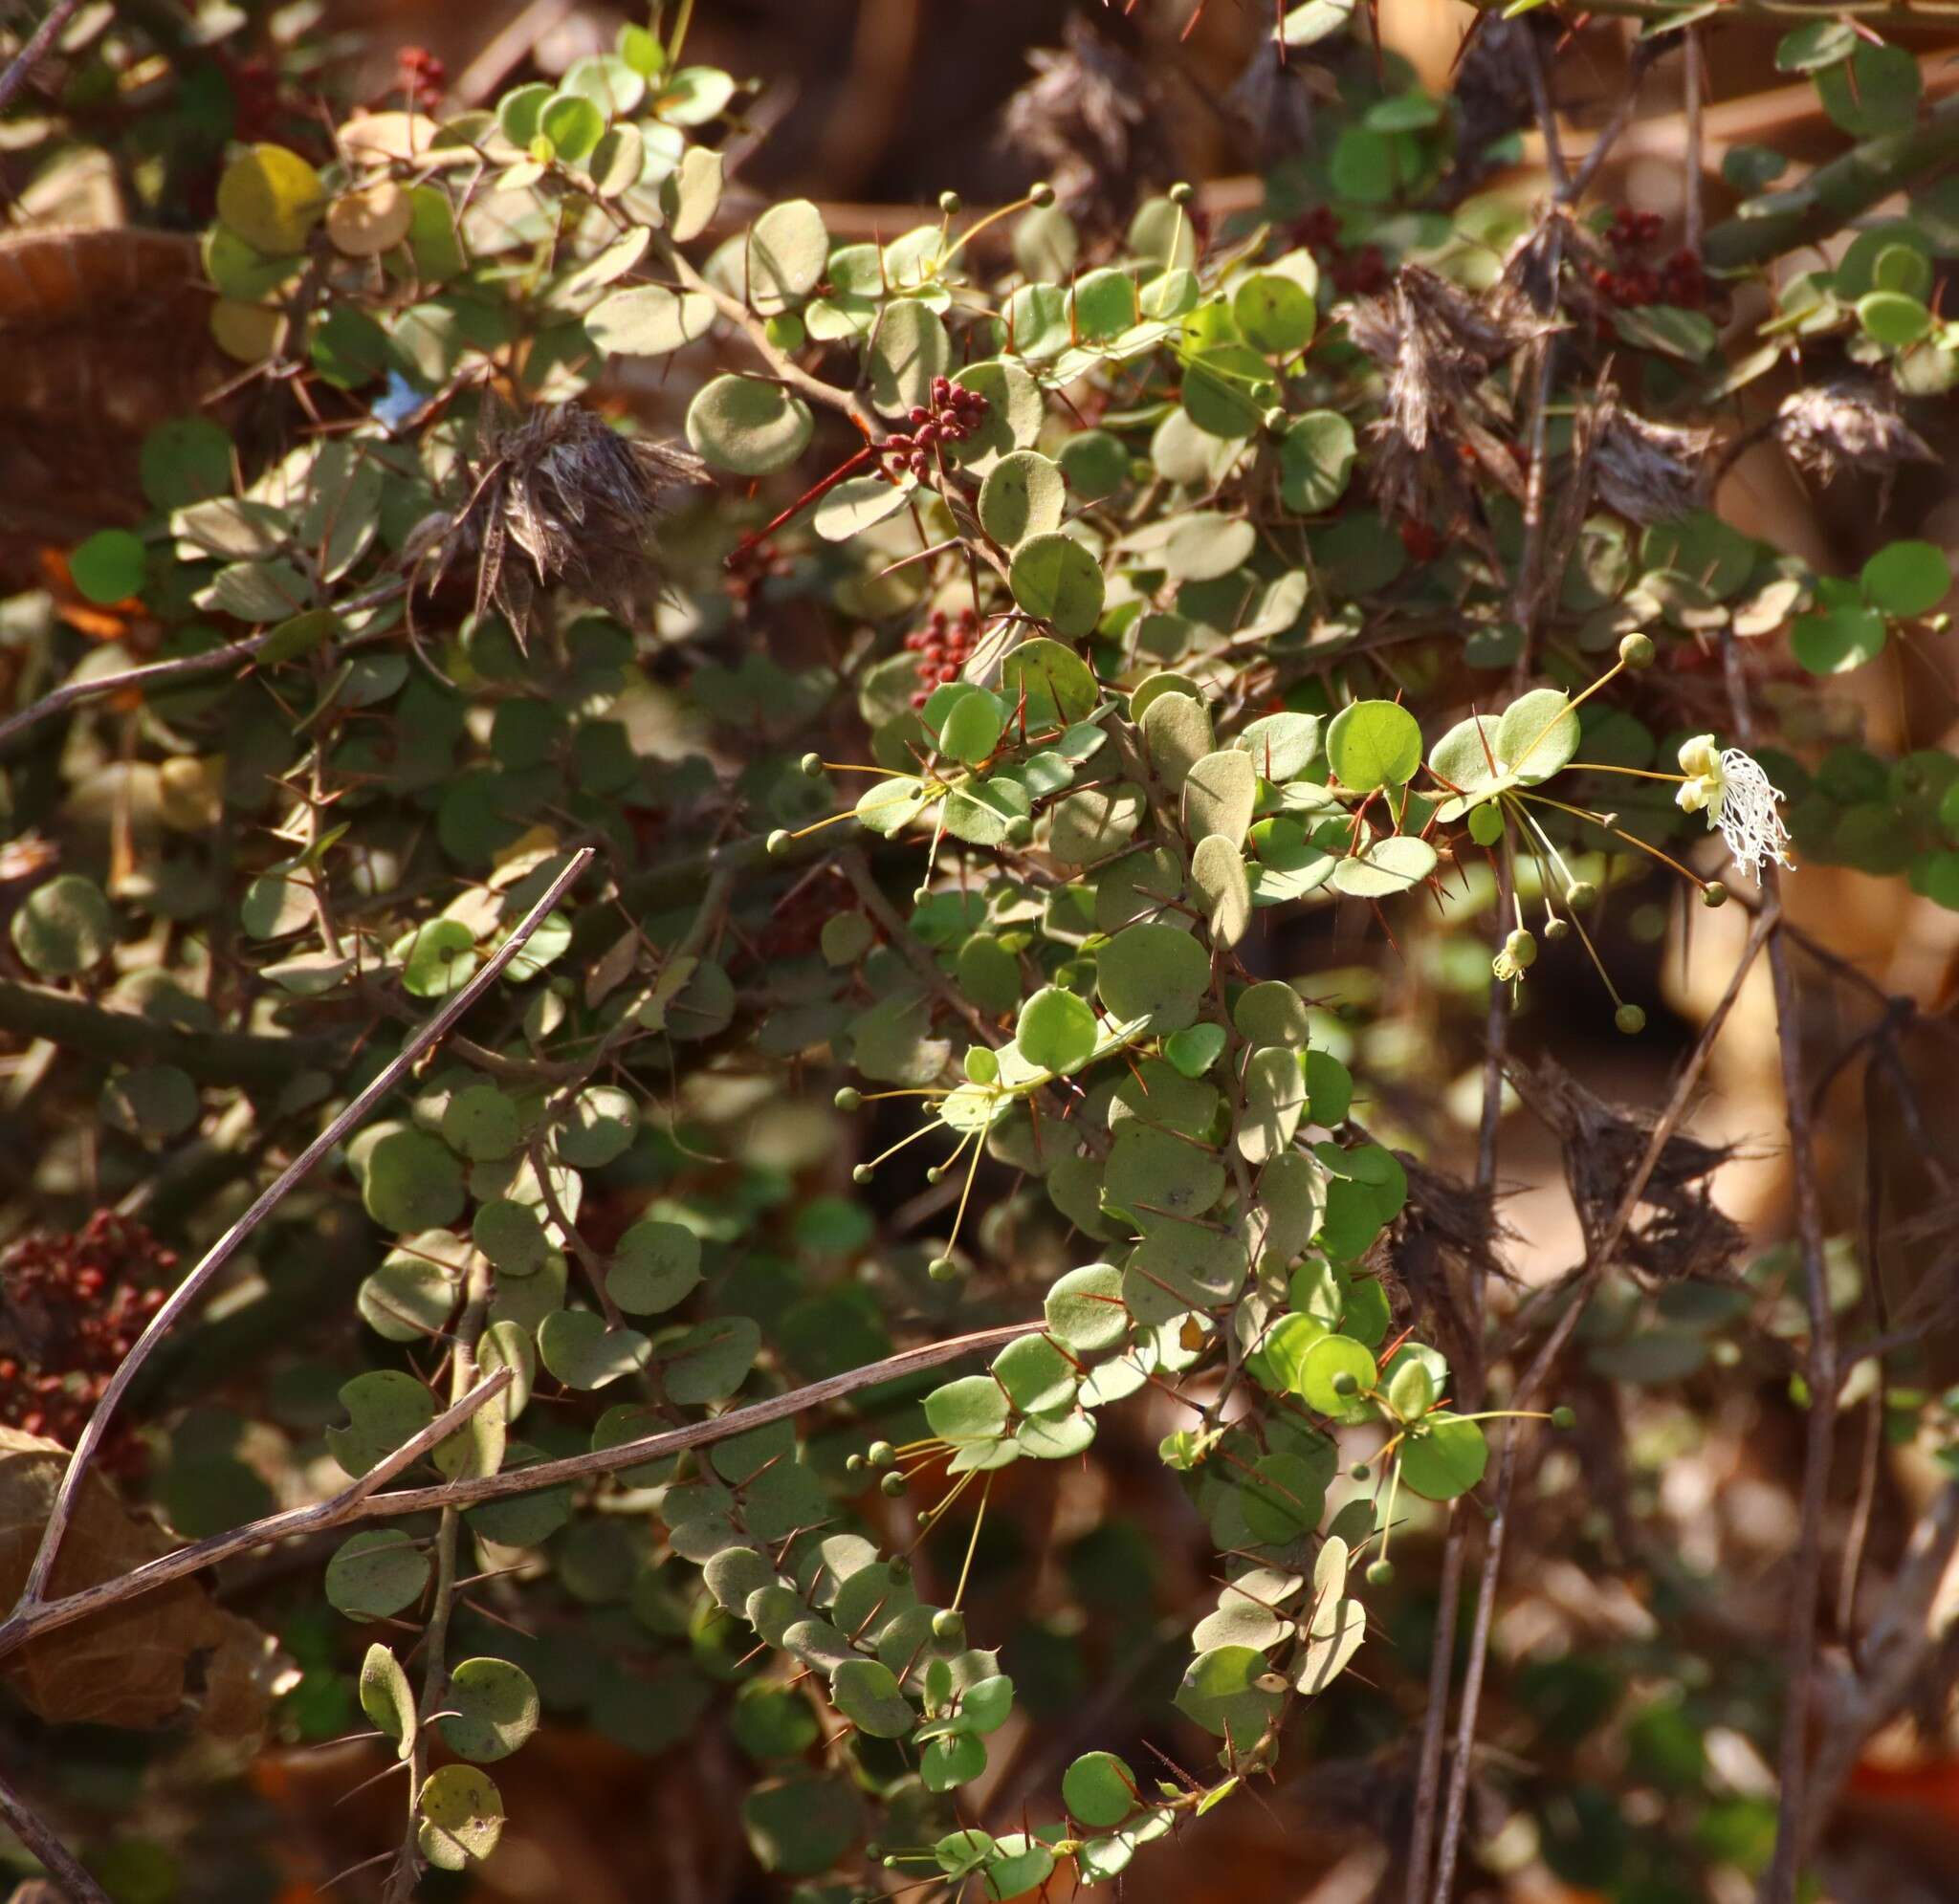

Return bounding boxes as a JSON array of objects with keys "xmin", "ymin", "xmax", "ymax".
[{"xmin": 1711, "ymin": 748, "xmax": 1794, "ymax": 877}]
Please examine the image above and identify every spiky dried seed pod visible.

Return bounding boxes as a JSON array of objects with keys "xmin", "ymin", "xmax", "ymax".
[
  {"xmin": 1776, "ymin": 378, "xmax": 1936, "ymax": 490},
  {"xmin": 1593, "ymin": 404, "xmax": 1714, "ymax": 525},
  {"xmin": 1346, "ymin": 264, "xmax": 1540, "ymax": 530},
  {"xmin": 410, "ymin": 397, "xmax": 706, "ymax": 633},
  {"xmin": 1000, "ymin": 16, "xmax": 1167, "ymax": 232}
]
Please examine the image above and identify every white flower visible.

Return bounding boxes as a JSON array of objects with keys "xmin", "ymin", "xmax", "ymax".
[
  {"xmin": 1676, "ymin": 733, "xmax": 1793, "ymax": 876},
  {"xmin": 1675, "ymin": 733, "xmax": 1725, "ymax": 815}
]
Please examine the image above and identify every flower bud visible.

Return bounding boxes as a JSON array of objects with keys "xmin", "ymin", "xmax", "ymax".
[
  {"xmin": 880, "ymin": 1471, "xmax": 908, "ymax": 1497},
  {"xmin": 1350, "ymin": 1461, "xmax": 1371, "ymax": 1481},
  {"xmin": 938, "ymin": 190, "xmax": 962, "ymax": 215},
  {"xmin": 868, "ymin": 1440, "xmax": 895, "ymax": 1467},
  {"xmin": 1551, "ymin": 1406, "xmax": 1576, "ymax": 1430},
  {"xmin": 1543, "ymin": 916, "xmax": 1572, "ymax": 942},
  {"xmin": 765, "ymin": 829, "xmax": 792, "ymax": 857},
  {"xmin": 1615, "ymin": 1002, "xmax": 1647, "ymax": 1035},
  {"xmin": 1168, "ymin": 181, "xmax": 1195, "ymax": 206},
  {"xmin": 1568, "ymin": 880, "xmax": 1598, "ymax": 909},
  {"xmin": 1029, "ymin": 180, "xmax": 1056, "ymax": 208},
  {"xmin": 834, "ymin": 1086, "xmax": 863, "ymax": 1112},
  {"xmin": 1701, "ymin": 881, "xmax": 1728, "ymax": 908},
  {"xmin": 800, "ymin": 751, "xmax": 824, "ymax": 777},
  {"xmin": 852, "ymin": 1164, "xmax": 874, "ymax": 1185},
  {"xmin": 928, "ymin": 1256, "xmax": 959, "ymax": 1281},
  {"xmin": 1618, "ymin": 631, "xmax": 1656, "ymax": 669},
  {"xmin": 1365, "ymin": 1559, "xmax": 1395, "ymax": 1587},
  {"xmin": 931, "ymin": 1608, "xmax": 965, "ymax": 1641},
  {"xmin": 1261, "ymin": 405, "xmax": 1289, "ymax": 440},
  {"xmin": 1504, "ymin": 927, "xmax": 1538, "ymax": 969}
]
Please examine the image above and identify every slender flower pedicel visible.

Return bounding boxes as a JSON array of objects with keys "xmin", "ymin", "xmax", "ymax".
[{"xmin": 1675, "ymin": 733, "xmax": 1794, "ymax": 875}]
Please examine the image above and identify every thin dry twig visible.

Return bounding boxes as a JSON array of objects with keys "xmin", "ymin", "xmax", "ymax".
[
  {"xmin": 0, "ymin": 1322, "xmax": 1030, "ymax": 1655},
  {"xmin": 0, "ymin": 1762, "xmax": 111, "ymax": 1904},
  {"xmin": 1, "ymin": 848, "xmax": 594, "ymax": 1623},
  {"xmin": 0, "ymin": 0, "xmax": 84, "ymax": 117},
  {"xmin": 1429, "ymin": 897, "xmax": 1780, "ymax": 1902},
  {"xmin": 1720, "ymin": 636, "xmax": 1838, "ymax": 1904}
]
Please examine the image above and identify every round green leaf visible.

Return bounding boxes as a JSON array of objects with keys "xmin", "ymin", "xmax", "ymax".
[
  {"xmin": 362, "ymin": 1128, "xmax": 465, "ymax": 1233},
  {"xmin": 1327, "ymin": 699, "xmax": 1421, "ymax": 791},
  {"xmin": 1241, "ymin": 1449, "xmax": 1326, "ymax": 1543},
  {"xmin": 216, "ymin": 143, "xmax": 322, "ymax": 253},
  {"xmin": 869, "ymin": 298, "xmax": 951, "ymax": 416},
  {"xmin": 609, "ymin": 1217, "xmax": 701, "ymax": 1314},
  {"xmin": 1398, "ymin": 1411, "xmax": 1488, "ymax": 1499},
  {"xmin": 1009, "ymin": 532, "xmax": 1106, "ymax": 638},
  {"xmin": 438, "ymin": 1658, "xmax": 540, "ymax": 1763},
  {"xmin": 686, "ymin": 374, "xmax": 814, "ymax": 475},
  {"xmin": 325, "ymin": 1528, "xmax": 429, "ymax": 1618},
  {"xmin": 830, "ymin": 1657, "xmax": 914, "ymax": 1738},
  {"xmin": 100, "ymin": 1064, "xmax": 198, "ymax": 1142},
  {"xmin": 1234, "ymin": 274, "xmax": 1316, "ymax": 355},
  {"xmin": 417, "ymin": 1763, "xmax": 504, "ymax": 1871},
  {"xmin": 980, "ymin": 449, "xmax": 1066, "ymax": 547},
  {"xmin": 748, "ymin": 199, "xmax": 828, "ymax": 313},
  {"xmin": 556, "ymin": 1083, "xmax": 638, "ymax": 1167},
  {"xmin": 923, "ymin": 1374, "xmax": 1009, "ymax": 1444},
  {"xmin": 586, "ymin": 284, "xmax": 716, "ymax": 357},
  {"xmin": 1858, "ymin": 290, "xmax": 1932, "ymax": 348},
  {"xmin": 1297, "ymin": 1333, "xmax": 1376, "ymax": 1414},
  {"xmin": 538, "ymin": 1310, "xmax": 651, "ymax": 1390},
  {"xmin": 403, "ymin": 918, "xmax": 477, "ymax": 998},
  {"xmin": 1063, "ymin": 1751, "xmax": 1137, "ymax": 1828},
  {"xmin": 1096, "ymin": 921, "xmax": 1210, "ymax": 1033},
  {"xmin": 70, "ymin": 529, "xmax": 146, "ymax": 604},
  {"xmin": 1045, "ymin": 1263, "xmax": 1129, "ymax": 1353},
  {"xmin": 1016, "ymin": 985, "xmax": 1098, "ymax": 1073},
  {"xmin": 1792, "ymin": 604, "xmax": 1887, "ymax": 675},
  {"xmin": 539, "ymin": 92, "xmax": 605, "ymax": 162},
  {"xmin": 441, "ymin": 1084, "xmax": 522, "ymax": 1162},
  {"xmin": 741, "ymin": 1775, "xmax": 863, "ymax": 1876},
  {"xmin": 474, "ymin": 1197, "xmax": 549, "ymax": 1276},
  {"xmin": 1861, "ymin": 540, "xmax": 1950, "ymax": 617},
  {"xmin": 12, "ymin": 874, "xmax": 115, "ymax": 976}
]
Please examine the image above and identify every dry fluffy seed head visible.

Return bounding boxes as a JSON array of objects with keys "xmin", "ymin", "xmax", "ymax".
[
  {"xmin": 1001, "ymin": 16, "xmax": 1165, "ymax": 230},
  {"xmin": 1777, "ymin": 379, "xmax": 1935, "ymax": 488},
  {"xmin": 1348, "ymin": 264, "xmax": 1539, "ymax": 529},
  {"xmin": 1593, "ymin": 404, "xmax": 1713, "ymax": 525},
  {"xmin": 418, "ymin": 398, "xmax": 707, "ymax": 631}
]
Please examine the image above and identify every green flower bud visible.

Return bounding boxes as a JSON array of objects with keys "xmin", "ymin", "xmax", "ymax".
[
  {"xmin": 1702, "ymin": 881, "xmax": 1728, "ymax": 908},
  {"xmin": 1365, "ymin": 1559, "xmax": 1395, "ymax": 1587},
  {"xmin": 1350, "ymin": 1461, "xmax": 1371, "ymax": 1481},
  {"xmin": 852, "ymin": 1163, "xmax": 874, "ymax": 1185},
  {"xmin": 846, "ymin": 1452, "xmax": 866, "ymax": 1475},
  {"xmin": 931, "ymin": 1608, "xmax": 965, "ymax": 1641},
  {"xmin": 1618, "ymin": 631, "xmax": 1656, "ymax": 669},
  {"xmin": 868, "ymin": 1440, "xmax": 896, "ymax": 1467},
  {"xmin": 1029, "ymin": 180, "xmax": 1056, "ymax": 208},
  {"xmin": 1168, "ymin": 181, "xmax": 1195, "ymax": 206},
  {"xmin": 1543, "ymin": 916, "xmax": 1572, "ymax": 942},
  {"xmin": 925, "ymin": 1166, "xmax": 945, "ymax": 1185},
  {"xmin": 1551, "ymin": 1405, "xmax": 1576, "ymax": 1430},
  {"xmin": 801, "ymin": 751, "xmax": 824, "ymax": 777},
  {"xmin": 880, "ymin": 1470, "xmax": 908, "ymax": 1498},
  {"xmin": 888, "ymin": 1554, "xmax": 912, "ymax": 1582},
  {"xmin": 1568, "ymin": 880, "xmax": 1598, "ymax": 909},
  {"xmin": 938, "ymin": 190, "xmax": 962, "ymax": 215},
  {"xmin": 1615, "ymin": 1002, "xmax": 1647, "ymax": 1036},
  {"xmin": 834, "ymin": 1086, "xmax": 863, "ymax": 1112},
  {"xmin": 766, "ymin": 829, "xmax": 792, "ymax": 857},
  {"xmin": 1261, "ymin": 405, "xmax": 1289, "ymax": 440},
  {"xmin": 927, "ymin": 1256, "xmax": 960, "ymax": 1281},
  {"xmin": 1504, "ymin": 927, "xmax": 1538, "ymax": 970},
  {"xmin": 913, "ymin": 886, "xmax": 934, "ymax": 906}
]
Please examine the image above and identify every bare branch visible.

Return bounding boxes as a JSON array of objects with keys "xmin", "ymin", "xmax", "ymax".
[
  {"xmin": 1, "ymin": 847, "xmax": 594, "ymax": 1623},
  {"xmin": 0, "ymin": 1321, "xmax": 1029, "ymax": 1656},
  {"xmin": 0, "ymin": 1764, "xmax": 110, "ymax": 1904},
  {"xmin": 0, "ymin": 0, "xmax": 85, "ymax": 118}
]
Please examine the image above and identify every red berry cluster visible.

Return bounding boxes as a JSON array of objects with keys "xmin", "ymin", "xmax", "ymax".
[
  {"xmin": 904, "ymin": 605, "xmax": 982, "ymax": 707},
  {"xmin": 1288, "ymin": 208, "xmax": 1387, "ymax": 298},
  {"xmin": 0, "ymin": 1211, "xmax": 173, "ymax": 1467},
  {"xmin": 1593, "ymin": 207, "xmax": 1708, "ymax": 317},
  {"xmin": 724, "ymin": 536, "xmax": 790, "ymax": 606},
  {"xmin": 397, "ymin": 46, "xmax": 447, "ymax": 112},
  {"xmin": 881, "ymin": 378, "xmax": 990, "ymax": 482},
  {"xmin": 219, "ymin": 52, "xmax": 285, "ymax": 143}
]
